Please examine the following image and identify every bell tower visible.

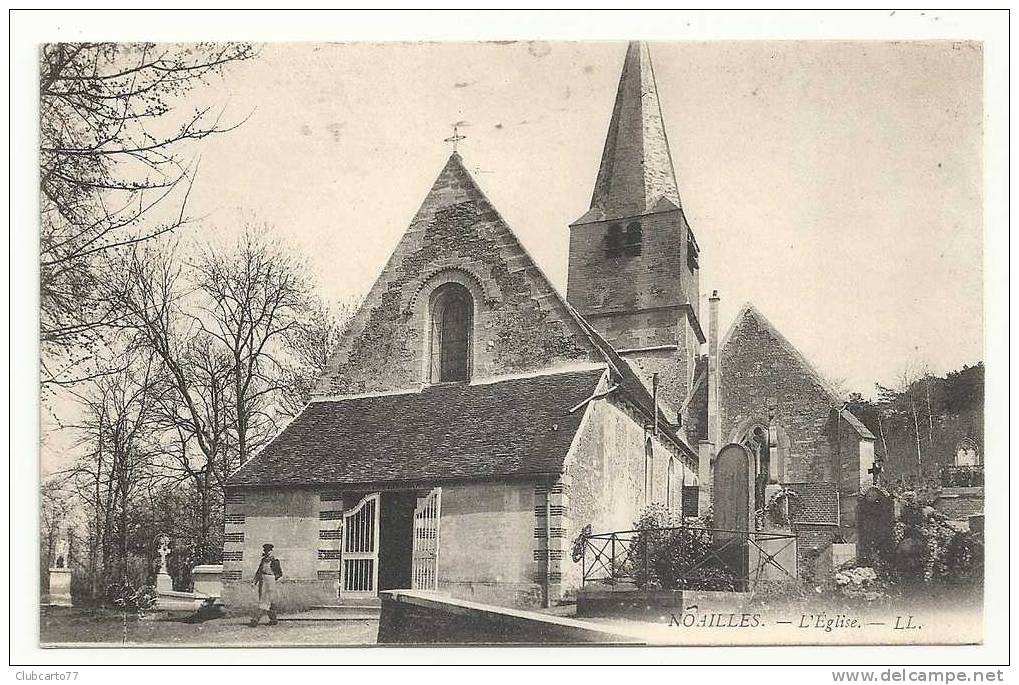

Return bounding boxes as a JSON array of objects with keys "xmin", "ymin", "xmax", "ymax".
[{"xmin": 567, "ymin": 41, "xmax": 705, "ymax": 423}]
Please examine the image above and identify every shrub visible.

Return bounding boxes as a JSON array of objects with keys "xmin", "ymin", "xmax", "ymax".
[
  {"xmin": 888, "ymin": 495, "xmax": 983, "ymax": 586},
  {"xmin": 832, "ymin": 565, "xmax": 888, "ymax": 602},
  {"xmin": 628, "ymin": 504, "xmax": 739, "ymax": 592},
  {"xmin": 104, "ymin": 582, "xmax": 158, "ymax": 613}
]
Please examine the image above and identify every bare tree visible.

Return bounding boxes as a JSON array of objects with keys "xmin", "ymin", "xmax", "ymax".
[
  {"xmin": 109, "ymin": 230, "xmax": 320, "ymax": 560},
  {"xmin": 279, "ymin": 296, "xmax": 358, "ymax": 417},
  {"xmin": 40, "ymin": 42, "xmax": 255, "ymax": 387},
  {"xmin": 921, "ymin": 363, "xmax": 937, "ymax": 463},
  {"xmin": 109, "ymin": 245, "xmax": 233, "ymax": 561},
  {"xmin": 191, "ymin": 229, "xmax": 312, "ymax": 465}
]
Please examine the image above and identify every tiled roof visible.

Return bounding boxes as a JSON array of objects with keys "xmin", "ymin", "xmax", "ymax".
[{"xmin": 227, "ymin": 368, "xmax": 607, "ymax": 488}]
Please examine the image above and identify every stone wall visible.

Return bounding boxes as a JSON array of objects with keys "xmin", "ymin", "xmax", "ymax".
[
  {"xmin": 221, "ymin": 486, "xmax": 337, "ymax": 612},
  {"xmin": 377, "ymin": 590, "xmax": 637, "ymax": 644},
  {"xmin": 566, "ymin": 205, "xmax": 704, "ymax": 423},
  {"xmin": 567, "ymin": 209, "xmax": 696, "ymax": 345},
  {"xmin": 315, "ymin": 155, "xmax": 597, "ymax": 396},
  {"xmin": 222, "ymin": 480, "xmax": 550, "ymax": 611},
  {"xmin": 437, "ymin": 481, "xmax": 545, "ymax": 608},
  {"xmin": 791, "ymin": 523, "xmax": 840, "ymax": 581},
  {"xmin": 619, "ymin": 314, "xmax": 702, "ymax": 428},
  {"xmin": 934, "ymin": 487, "xmax": 984, "ymax": 521},
  {"xmin": 719, "ymin": 306, "xmax": 871, "ymax": 497},
  {"xmin": 783, "ymin": 482, "xmax": 841, "ymax": 575}
]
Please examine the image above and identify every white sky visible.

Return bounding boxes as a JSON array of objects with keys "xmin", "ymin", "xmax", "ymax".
[{"xmin": 152, "ymin": 40, "xmax": 984, "ymax": 396}]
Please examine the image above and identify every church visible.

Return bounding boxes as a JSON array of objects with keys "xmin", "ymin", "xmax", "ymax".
[{"xmin": 221, "ymin": 41, "xmax": 875, "ymax": 610}]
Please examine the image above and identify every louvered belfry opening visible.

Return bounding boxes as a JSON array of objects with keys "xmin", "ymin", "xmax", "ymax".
[{"xmin": 430, "ymin": 282, "xmax": 473, "ymax": 383}]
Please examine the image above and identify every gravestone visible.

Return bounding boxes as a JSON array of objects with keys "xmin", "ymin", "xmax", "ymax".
[
  {"xmin": 713, "ymin": 443, "xmax": 754, "ymax": 588},
  {"xmin": 857, "ymin": 487, "xmax": 894, "ymax": 565},
  {"xmin": 192, "ymin": 564, "xmax": 224, "ymax": 598}
]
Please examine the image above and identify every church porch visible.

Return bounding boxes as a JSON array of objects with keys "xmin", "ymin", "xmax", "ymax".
[{"xmin": 221, "ymin": 479, "xmax": 561, "ymax": 612}]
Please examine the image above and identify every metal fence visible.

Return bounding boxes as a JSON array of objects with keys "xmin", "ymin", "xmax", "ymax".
[{"xmin": 578, "ymin": 525, "xmax": 797, "ymax": 592}]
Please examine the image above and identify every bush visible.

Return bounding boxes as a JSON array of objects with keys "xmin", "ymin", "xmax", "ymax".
[
  {"xmin": 104, "ymin": 582, "xmax": 158, "ymax": 613},
  {"xmin": 889, "ymin": 496, "xmax": 983, "ymax": 586},
  {"xmin": 628, "ymin": 504, "xmax": 739, "ymax": 592},
  {"xmin": 832, "ymin": 565, "xmax": 888, "ymax": 601}
]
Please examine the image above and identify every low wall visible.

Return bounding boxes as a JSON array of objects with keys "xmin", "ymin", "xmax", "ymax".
[
  {"xmin": 377, "ymin": 590, "xmax": 640, "ymax": 645},
  {"xmin": 577, "ymin": 586, "xmax": 752, "ymax": 619}
]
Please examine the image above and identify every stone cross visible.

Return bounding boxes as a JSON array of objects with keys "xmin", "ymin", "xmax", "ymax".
[{"xmin": 156, "ymin": 534, "xmax": 171, "ymax": 574}]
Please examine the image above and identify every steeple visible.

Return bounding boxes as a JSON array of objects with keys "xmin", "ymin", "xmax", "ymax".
[
  {"xmin": 584, "ymin": 41, "xmax": 681, "ymax": 223},
  {"xmin": 567, "ymin": 40, "xmax": 703, "ymax": 432}
]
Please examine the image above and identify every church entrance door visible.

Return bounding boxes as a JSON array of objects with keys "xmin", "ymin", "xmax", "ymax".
[
  {"xmin": 411, "ymin": 488, "xmax": 442, "ymax": 590},
  {"xmin": 340, "ymin": 492, "xmax": 380, "ymax": 599}
]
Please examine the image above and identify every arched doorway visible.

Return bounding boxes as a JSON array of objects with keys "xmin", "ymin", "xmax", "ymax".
[{"xmin": 713, "ymin": 443, "xmax": 755, "ymax": 587}]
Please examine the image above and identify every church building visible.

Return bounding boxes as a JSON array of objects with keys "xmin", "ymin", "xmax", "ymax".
[{"xmin": 222, "ymin": 41, "xmax": 875, "ymax": 610}]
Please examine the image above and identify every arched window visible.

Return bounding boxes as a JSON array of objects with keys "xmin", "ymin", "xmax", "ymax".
[
  {"xmin": 741, "ymin": 425, "xmax": 771, "ymax": 508},
  {"xmin": 429, "ymin": 283, "xmax": 473, "ymax": 383},
  {"xmin": 623, "ymin": 221, "xmax": 642, "ymax": 256},
  {"xmin": 605, "ymin": 222, "xmax": 643, "ymax": 258},
  {"xmin": 954, "ymin": 439, "xmax": 980, "ymax": 467}
]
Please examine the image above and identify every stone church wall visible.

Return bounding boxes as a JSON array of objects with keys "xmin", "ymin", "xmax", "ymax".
[
  {"xmin": 221, "ymin": 481, "xmax": 551, "ymax": 612},
  {"xmin": 567, "ymin": 209, "xmax": 693, "ymax": 342},
  {"xmin": 720, "ymin": 312, "xmax": 847, "ymax": 485},
  {"xmin": 315, "ymin": 156, "xmax": 597, "ymax": 397},
  {"xmin": 719, "ymin": 308, "xmax": 876, "ymax": 565},
  {"xmin": 437, "ymin": 481, "xmax": 545, "ymax": 608},
  {"xmin": 558, "ymin": 395, "xmax": 692, "ymax": 599},
  {"xmin": 220, "ymin": 487, "xmax": 336, "ymax": 613}
]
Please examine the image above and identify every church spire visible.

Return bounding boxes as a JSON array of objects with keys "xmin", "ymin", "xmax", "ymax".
[{"xmin": 587, "ymin": 41, "xmax": 681, "ymax": 222}]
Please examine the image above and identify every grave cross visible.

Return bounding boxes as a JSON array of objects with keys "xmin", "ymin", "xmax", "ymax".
[
  {"xmin": 156, "ymin": 533, "xmax": 171, "ymax": 574},
  {"xmin": 868, "ymin": 461, "xmax": 883, "ymax": 484}
]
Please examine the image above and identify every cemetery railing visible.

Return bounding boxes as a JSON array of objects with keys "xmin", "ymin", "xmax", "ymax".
[{"xmin": 577, "ymin": 525, "xmax": 797, "ymax": 592}]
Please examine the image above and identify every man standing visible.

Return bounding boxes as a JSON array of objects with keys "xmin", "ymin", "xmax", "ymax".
[{"xmin": 249, "ymin": 543, "xmax": 283, "ymax": 626}]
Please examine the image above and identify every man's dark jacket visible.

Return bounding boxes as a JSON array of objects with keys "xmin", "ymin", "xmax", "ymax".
[{"xmin": 253, "ymin": 555, "xmax": 283, "ymax": 581}]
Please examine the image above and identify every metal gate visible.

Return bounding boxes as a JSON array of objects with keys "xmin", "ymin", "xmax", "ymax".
[
  {"xmin": 341, "ymin": 492, "xmax": 379, "ymax": 598},
  {"xmin": 411, "ymin": 488, "xmax": 441, "ymax": 590}
]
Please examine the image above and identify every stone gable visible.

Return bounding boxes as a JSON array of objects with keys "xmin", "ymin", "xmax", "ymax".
[
  {"xmin": 719, "ymin": 304, "xmax": 868, "ymax": 488},
  {"xmin": 315, "ymin": 153, "xmax": 599, "ymax": 396}
]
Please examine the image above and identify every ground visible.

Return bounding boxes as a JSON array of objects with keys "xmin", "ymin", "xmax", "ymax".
[{"xmin": 40, "ymin": 607, "xmax": 378, "ymax": 647}]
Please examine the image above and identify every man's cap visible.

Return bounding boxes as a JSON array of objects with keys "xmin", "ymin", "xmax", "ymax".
[{"xmin": 262, "ymin": 543, "xmax": 274, "ymax": 552}]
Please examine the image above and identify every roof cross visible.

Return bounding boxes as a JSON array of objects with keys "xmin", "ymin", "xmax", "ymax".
[{"xmin": 444, "ymin": 124, "xmax": 466, "ymax": 153}]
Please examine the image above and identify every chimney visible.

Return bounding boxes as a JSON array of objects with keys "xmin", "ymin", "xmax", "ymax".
[
  {"xmin": 706, "ymin": 290, "xmax": 721, "ymax": 446},
  {"xmin": 698, "ymin": 290, "xmax": 721, "ymax": 515}
]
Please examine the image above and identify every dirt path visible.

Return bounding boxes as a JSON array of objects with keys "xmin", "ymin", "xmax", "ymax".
[{"xmin": 40, "ymin": 607, "xmax": 378, "ymax": 647}]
